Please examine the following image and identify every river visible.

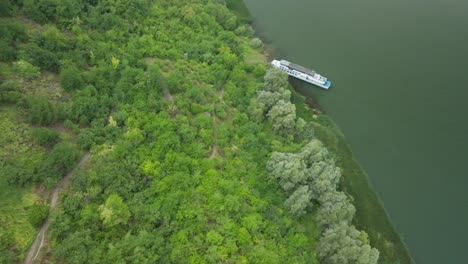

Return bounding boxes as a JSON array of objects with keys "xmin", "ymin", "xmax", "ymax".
[{"xmin": 243, "ymin": 0, "xmax": 468, "ymax": 263}]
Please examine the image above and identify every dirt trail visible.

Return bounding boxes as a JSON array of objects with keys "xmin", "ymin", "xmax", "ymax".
[
  {"xmin": 208, "ymin": 86, "xmax": 227, "ymax": 159},
  {"xmin": 160, "ymin": 77, "xmax": 174, "ymax": 102},
  {"xmin": 24, "ymin": 152, "xmax": 91, "ymax": 264},
  {"xmin": 209, "ymin": 112, "xmax": 219, "ymax": 159}
]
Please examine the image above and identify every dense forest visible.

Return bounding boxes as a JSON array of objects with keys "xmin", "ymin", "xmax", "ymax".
[{"xmin": 0, "ymin": 0, "xmax": 411, "ymax": 263}]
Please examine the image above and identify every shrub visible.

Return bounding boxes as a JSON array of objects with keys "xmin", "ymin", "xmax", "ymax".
[
  {"xmin": 35, "ymin": 143, "xmax": 80, "ymax": 184},
  {"xmin": 3, "ymin": 162, "xmax": 33, "ymax": 187},
  {"xmin": 250, "ymin": 38, "xmax": 263, "ymax": 49},
  {"xmin": 0, "ymin": 0, "xmax": 15, "ymax": 17},
  {"xmin": 60, "ymin": 66, "xmax": 84, "ymax": 90},
  {"xmin": 24, "ymin": 97, "xmax": 58, "ymax": 125},
  {"xmin": 0, "ymin": 39, "xmax": 16, "ymax": 61},
  {"xmin": 13, "ymin": 60, "xmax": 41, "ymax": 80},
  {"xmin": 0, "ymin": 80, "xmax": 21, "ymax": 103},
  {"xmin": 27, "ymin": 203, "xmax": 49, "ymax": 228},
  {"xmin": 19, "ymin": 43, "xmax": 59, "ymax": 72},
  {"xmin": 33, "ymin": 128, "xmax": 60, "ymax": 148}
]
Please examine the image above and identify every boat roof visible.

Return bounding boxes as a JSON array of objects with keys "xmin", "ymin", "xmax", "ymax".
[{"xmin": 280, "ymin": 60, "xmax": 316, "ymax": 75}]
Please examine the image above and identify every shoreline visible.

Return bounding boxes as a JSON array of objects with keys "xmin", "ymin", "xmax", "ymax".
[{"xmin": 228, "ymin": 1, "xmax": 414, "ymax": 263}]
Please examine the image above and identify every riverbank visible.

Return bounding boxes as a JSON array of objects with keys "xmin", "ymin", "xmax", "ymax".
[
  {"xmin": 291, "ymin": 91, "xmax": 413, "ymax": 264},
  {"xmin": 228, "ymin": 1, "xmax": 413, "ymax": 263}
]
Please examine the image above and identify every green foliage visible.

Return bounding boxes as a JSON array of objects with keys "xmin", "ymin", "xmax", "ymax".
[
  {"xmin": 0, "ymin": 80, "xmax": 21, "ymax": 103},
  {"xmin": 99, "ymin": 194, "xmax": 130, "ymax": 227},
  {"xmin": 36, "ymin": 143, "xmax": 79, "ymax": 184},
  {"xmin": 267, "ymin": 99, "xmax": 296, "ymax": 134},
  {"xmin": 22, "ymin": 0, "xmax": 58, "ymax": 24},
  {"xmin": 250, "ymin": 38, "xmax": 263, "ymax": 49},
  {"xmin": 0, "ymin": 107, "xmax": 52, "ymax": 258},
  {"xmin": 23, "ymin": 96, "xmax": 60, "ymax": 125},
  {"xmin": 313, "ymin": 115, "xmax": 413, "ymax": 263},
  {"xmin": 267, "ymin": 138, "xmax": 379, "ymax": 263},
  {"xmin": 0, "ymin": 227, "xmax": 16, "ymax": 263},
  {"xmin": 254, "ymin": 68, "xmax": 300, "ymax": 135},
  {"xmin": 32, "ymin": 127, "xmax": 60, "ymax": 148},
  {"xmin": 317, "ymin": 222, "xmax": 379, "ymax": 264},
  {"xmin": 27, "ymin": 203, "xmax": 49, "ymax": 228},
  {"xmin": 60, "ymin": 65, "xmax": 83, "ymax": 90},
  {"xmin": 284, "ymin": 185, "xmax": 313, "ymax": 217},
  {"xmin": 0, "ymin": 0, "xmax": 405, "ymax": 262},
  {"xmin": 0, "ymin": 0, "xmax": 15, "ymax": 17},
  {"xmin": 0, "ymin": 19, "xmax": 27, "ymax": 61},
  {"xmin": 225, "ymin": 0, "xmax": 253, "ymax": 24},
  {"xmin": 19, "ymin": 43, "xmax": 59, "ymax": 72},
  {"xmin": 13, "ymin": 60, "xmax": 41, "ymax": 80}
]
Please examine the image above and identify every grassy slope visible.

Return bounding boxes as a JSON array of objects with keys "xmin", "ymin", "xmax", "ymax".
[
  {"xmin": 0, "ymin": 107, "xmax": 44, "ymax": 258},
  {"xmin": 291, "ymin": 91, "xmax": 413, "ymax": 264},
  {"xmin": 0, "ymin": 18, "xmax": 74, "ymax": 261}
]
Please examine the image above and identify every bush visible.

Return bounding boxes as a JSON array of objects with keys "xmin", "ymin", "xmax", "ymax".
[
  {"xmin": 13, "ymin": 60, "xmax": 41, "ymax": 80},
  {"xmin": 0, "ymin": 39, "xmax": 16, "ymax": 61},
  {"xmin": 0, "ymin": 80, "xmax": 21, "ymax": 103},
  {"xmin": 60, "ymin": 65, "xmax": 83, "ymax": 90},
  {"xmin": 0, "ymin": 20, "xmax": 27, "ymax": 61},
  {"xmin": 112, "ymin": 110, "xmax": 128, "ymax": 126},
  {"xmin": 35, "ymin": 143, "xmax": 80, "ymax": 184},
  {"xmin": 27, "ymin": 203, "xmax": 49, "ymax": 228},
  {"xmin": 0, "ymin": 227, "xmax": 16, "ymax": 263},
  {"xmin": 33, "ymin": 128, "xmax": 60, "ymax": 148},
  {"xmin": 3, "ymin": 162, "xmax": 33, "ymax": 187},
  {"xmin": 253, "ymin": 64, "xmax": 266, "ymax": 78},
  {"xmin": 77, "ymin": 129, "xmax": 95, "ymax": 150},
  {"xmin": 24, "ymin": 97, "xmax": 58, "ymax": 125},
  {"xmin": 23, "ymin": 0, "xmax": 58, "ymax": 24},
  {"xmin": 0, "ymin": 0, "xmax": 15, "ymax": 17},
  {"xmin": 19, "ymin": 43, "xmax": 59, "ymax": 72},
  {"xmin": 250, "ymin": 38, "xmax": 263, "ymax": 49}
]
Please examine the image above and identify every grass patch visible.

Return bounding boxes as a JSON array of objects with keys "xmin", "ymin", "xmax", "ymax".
[
  {"xmin": 0, "ymin": 107, "xmax": 45, "ymax": 260},
  {"xmin": 291, "ymin": 90, "xmax": 414, "ymax": 264},
  {"xmin": 0, "ymin": 180, "xmax": 39, "ymax": 259}
]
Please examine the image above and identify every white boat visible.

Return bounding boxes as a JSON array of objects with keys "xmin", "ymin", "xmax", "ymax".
[{"xmin": 271, "ymin": 59, "xmax": 331, "ymax": 89}]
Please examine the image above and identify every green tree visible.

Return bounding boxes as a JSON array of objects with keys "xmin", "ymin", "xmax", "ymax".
[
  {"xmin": 284, "ymin": 185, "xmax": 313, "ymax": 217},
  {"xmin": 263, "ymin": 68, "xmax": 289, "ymax": 93},
  {"xmin": 267, "ymin": 99, "xmax": 296, "ymax": 134},
  {"xmin": 99, "ymin": 194, "xmax": 131, "ymax": 227},
  {"xmin": 317, "ymin": 223, "xmax": 379, "ymax": 264},
  {"xmin": 316, "ymin": 191, "xmax": 356, "ymax": 230},
  {"xmin": 36, "ymin": 143, "xmax": 79, "ymax": 183},
  {"xmin": 27, "ymin": 203, "xmax": 50, "ymax": 228},
  {"xmin": 267, "ymin": 152, "xmax": 307, "ymax": 192}
]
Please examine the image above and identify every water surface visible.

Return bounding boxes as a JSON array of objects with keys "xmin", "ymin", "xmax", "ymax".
[{"xmin": 244, "ymin": 0, "xmax": 468, "ymax": 263}]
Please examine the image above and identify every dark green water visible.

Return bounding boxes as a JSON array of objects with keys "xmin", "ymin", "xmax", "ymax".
[{"xmin": 244, "ymin": 0, "xmax": 468, "ymax": 263}]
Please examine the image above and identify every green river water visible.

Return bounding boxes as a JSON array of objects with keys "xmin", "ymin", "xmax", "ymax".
[{"xmin": 243, "ymin": 0, "xmax": 468, "ymax": 263}]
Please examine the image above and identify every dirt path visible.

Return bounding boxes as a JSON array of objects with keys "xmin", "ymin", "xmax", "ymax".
[
  {"xmin": 160, "ymin": 77, "xmax": 174, "ymax": 102},
  {"xmin": 209, "ymin": 85, "xmax": 228, "ymax": 159},
  {"xmin": 208, "ymin": 111, "xmax": 219, "ymax": 159},
  {"xmin": 24, "ymin": 152, "xmax": 91, "ymax": 264}
]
